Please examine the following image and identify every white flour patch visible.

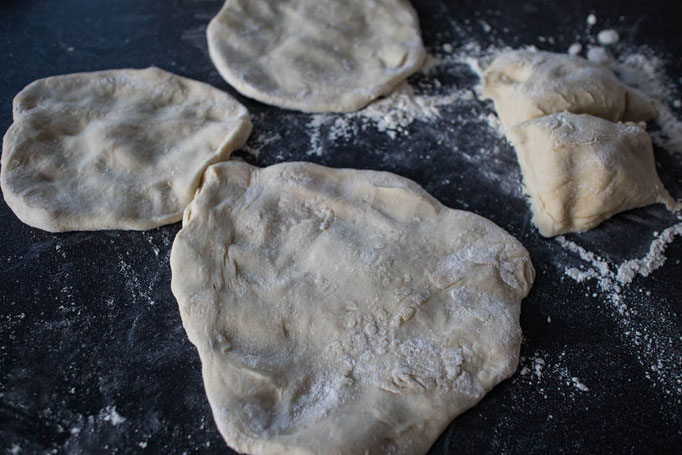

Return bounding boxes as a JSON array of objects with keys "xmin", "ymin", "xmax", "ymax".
[
  {"xmin": 617, "ymin": 224, "xmax": 682, "ymax": 283},
  {"xmin": 302, "ymin": 43, "xmax": 509, "ymax": 160},
  {"xmin": 558, "ymin": 224, "xmax": 682, "ymax": 399},
  {"xmin": 243, "ymin": 131, "xmax": 282, "ymax": 157},
  {"xmin": 306, "ymin": 115, "xmax": 326, "ymax": 156},
  {"xmin": 603, "ymin": 50, "xmax": 682, "ymax": 153},
  {"xmin": 101, "ymin": 405, "xmax": 126, "ymax": 425},
  {"xmin": 517, "ymin": 351, "xmax": 591, "ymax": 399},
  {"xmin": 304, "ymin": 79, "xmax": 479, "ymax": 150},
  {"xmin": 571, "ymin": 377, "xmax": 590, "ymax": 392},
  {"xmin": 597, "ymin": 29, "xmax": 620, "ymax": 45}
]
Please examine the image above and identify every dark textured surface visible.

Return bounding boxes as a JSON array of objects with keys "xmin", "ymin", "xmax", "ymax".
[{"xmin": 1, "ymin": 0, "xmax": 681, "ymax": 454}]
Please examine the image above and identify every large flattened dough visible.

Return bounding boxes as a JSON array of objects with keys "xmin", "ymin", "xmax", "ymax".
[
  {"xmin": 508, "ymin": 112, "xmax": 679, "ymax": 237},
  {"xmin": 207, "ymin": 0, "xmax": 426, "ymax": 113},
  {"xmin": 1, "ymin": 67, "xmax": 252, "ymax": 232},
  {"xmin": 170, "ymin": 161, "xmax": 535, "ymax": 455},
  {"xmin": 482, "ymin": 50, "xmax": 657, "ymax": 131}
]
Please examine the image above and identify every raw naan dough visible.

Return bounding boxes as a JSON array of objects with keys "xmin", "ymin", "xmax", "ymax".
[
  {"xmin": 206, "ymin": 0, "xmax": 426, "ymax": 113},
  {"xmin": 482, "ymin": 50, "xmax": 657, "ymax": 130},
  {"xmin": 1, "ymin": 67, "xmax": 252, "ymax": 232},
  {"xmin": 508, "ymin": 112, "xmax": 680, "ymax": 237},
  {"xmin": 170, "ymin": 161, "xmax": 535, "ymax": 455}
]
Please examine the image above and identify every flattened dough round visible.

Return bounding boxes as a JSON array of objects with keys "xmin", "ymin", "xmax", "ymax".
[
  {"xmin": 1, "ymin": 67, "xmax": 252, "ymax": 232},
  {"xmin": 508, "ymin": 113, "xmax": 680, "ymax": 237},
  {"xmin": 207, "ymin": 0, "xmax": 426, "ymax": 112},
  {"xmin": 170, "ymin": 161, "xmax": 535, "ymax": 455},
  {"xmin": 482, "ymin": 50, "xmax": 657, "ymax": 131}
]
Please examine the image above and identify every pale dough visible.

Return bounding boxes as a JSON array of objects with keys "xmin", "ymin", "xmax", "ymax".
[
  {"xmin": 206, "ymin": 0, "xmax": 426, "ymax": 113},
  {"xmin": 1, "ymin": 67, "xmax": 252, "ymax": 232},
  {"xmin": 482, "ymin": 50, "xmax": 657, "ymax": 131},
  {"xmin": 170, "ymin": 161, "xmax": 535, "ymax": 455},
  {"xmin": 508, "ymin": 112, "xmax": 680, "ymax": 237}
]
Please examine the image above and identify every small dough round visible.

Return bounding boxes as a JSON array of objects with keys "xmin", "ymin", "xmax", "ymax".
[
  {"xmin": 1, "ymin": 67, "xmax": 252, "ymax": 232},
  {"xmin": 206, "ymin": 0, "xmax": 426, "ymax": 113},
  {"xmin": 482, "ymin": 50, "xmax": 657, "ymax": 130},
  {"xmin": 170, "ymin": 161, "xmax": 535, "ymax": 455},
  {"xmin": 508, "ymin": 112, "xmax": 680, "ymax": 237}
]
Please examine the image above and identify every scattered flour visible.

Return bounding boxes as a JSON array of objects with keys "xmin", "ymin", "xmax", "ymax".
[
  {"xmin": 616, "ymin": 224, "xmax": 682, "ymax": 283},
  {"xmin": 101, "ymin": 405, "xmax": 126, "ymax": 425},
  {"xmin": 558, "ymin": 225, "xmax": 682, "ymax": 398},
  {"xmin": 305, "ymin": 79, "xmax": 478, "ymax": 145},
  {"xmin": 571, "ymin": 377, "xmax": 590, "ymax": 392},
  {"xmin": 518, "ymin": 351, "xmax": 591, "ymax": 398},
  {"xmin": 597, "ymin": 29, "xmax": 620, "ymax": 45},
  {"xmin": 568, "ymin": 43, "xmax": 583, "ymax": 55},
  {"xmin": 609, "ymin": 52, "xmax": 682, "ymax": 153}
]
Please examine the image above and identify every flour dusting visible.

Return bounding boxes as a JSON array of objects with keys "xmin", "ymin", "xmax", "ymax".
[
  {"xmin": 558, "ymin": 226, "xmax": 682, "ymax": 399},
  {"xmin": 517, "ymin": 351, "xmax": 591, "ymax": 399},
  {"xmin": 101, "ymin": 406, "xmax": 126, "ymax": 425},
  {"xmin": 616, "ymin": 224, "xmax": 682, "ymax": 284},
  {"xmin": 305, "ymin": 77, "xmax": 479, "ymax": 147}
]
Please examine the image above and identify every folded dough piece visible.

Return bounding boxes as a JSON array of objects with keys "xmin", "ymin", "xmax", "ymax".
[
  {"xmin": 1, "ymin": 67, "xmax": 252, "ymax": 232},
  {"xmin": 171, "ymin": 161, "xmax": 535, "ymax": 455},
  {"xmin": 482, "ymin": 50, "xmax": 657, "ymax": 130},
  {"xmin": 508, "ymin": 112, "xmax": 679, "ymax": 237},
  {"xmin": 207, "ymin": 0, "xmax": 426, "ymax": 112}
]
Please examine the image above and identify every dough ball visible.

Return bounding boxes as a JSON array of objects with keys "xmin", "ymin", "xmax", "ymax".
[
  {"xmin": 170, "ymin": 161, "xmax": 535, "ymax": 455},
  {"xmin": 206, "ymin": 0, "xmax": 426, "ymax": 113},
  {"xmin": 482, "ymin": 50, "xmax": 657, "ymax": 130},
  {"xmin": 508, "ymin": 112, "xmax": 679, "ymax": 237},
  {"xmin": 1, "ymin": 67, "xmax": 252, "ymax": 232}
]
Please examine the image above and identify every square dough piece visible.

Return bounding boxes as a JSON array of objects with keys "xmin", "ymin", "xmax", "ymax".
[
  {"xmin": 482, "ymin": 50, "xmax": 657, "ymax": 131},
  {"xmin": 507, "ymin": 112, "xmax": 679, "ymax": 237}
]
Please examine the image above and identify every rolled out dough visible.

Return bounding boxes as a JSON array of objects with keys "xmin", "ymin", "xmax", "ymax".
[
  {"xmin": 206, "ymin": 0, "xmax": 426, "ymax": 113},
  {"xmin": 482, "ymin": 50, "xmax": 657, "ymax": 131},
  {"xmin": 170, "ymin": 161, "xmax": 535, "ymax": 454},
  {"xmin": 508, "ymin": 112, "xmax": 680, "ymax": 237},
  {"xmin": 1, "ymin": 67, "xmax": 252, "ymax": 232}
]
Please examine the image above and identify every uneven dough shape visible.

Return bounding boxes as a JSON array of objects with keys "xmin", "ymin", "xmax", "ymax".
[
  {"xmin": 508, "ymin": 113, "xmax": 680, "ymax": 237},
  {"xmin": 482, "ymin": 50, "xmax": 657, "ymax": 131},
  {"xmin": 170, "ymin": 161, "xmax": 535, "ymax": 455},
  {"xmin": 207, "ymin": 0, "xmax": 426, "ymax": 113},
  {"xmin": 1, "ymin": 67, "xmax": 252, "ymax": 232}
]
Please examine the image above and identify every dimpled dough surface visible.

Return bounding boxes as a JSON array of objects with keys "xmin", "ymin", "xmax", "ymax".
[
  {"xmin": 206, "ymin": 0, "xmax": 426, "ymax": 113},
  {"xmin": 482, "ymin": 50, "xmax": 657, "ymax": 131},
  {"xmin": 508, "ymin": 112, "xmax": 680, "ymax": 237},
  {"xmin": 170, "ymin": 161, "xmax": 535, "ymax": 455},
  {"xmin": 0, "ymin": 67, "xmax": 252, "ymax": 232}
]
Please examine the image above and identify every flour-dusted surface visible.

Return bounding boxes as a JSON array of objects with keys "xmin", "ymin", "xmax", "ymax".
[{"xmin": 1, "ymin": 0, "xmax": 681, "ymax": 454}]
